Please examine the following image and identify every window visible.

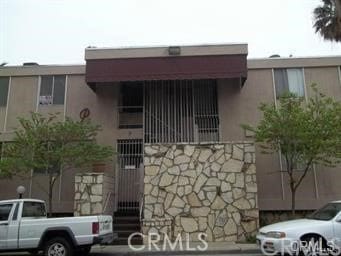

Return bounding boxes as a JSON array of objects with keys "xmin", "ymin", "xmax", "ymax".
[
  {"xmin": 0, "ymin": 204, "xmax": 13, "ymax": 221},
  {"xmin": 274, "ymin": 68, "xmax": 305, "ymax": 98},
  {"xmin": 144, "ymin": 79, "xmax": 219, "ymax": 143},
  {"xmin": 22, "ymin": 202, "xmax": 46, "ymax": 218},
  {"xmin": 39, "ymin": 75, "xmax": 66, "ymax": 105},
  {"xmin": 0, "ymin": 77, "xmax": 9, "ymax": 107},
  {"xmin": 118, "ymin": 82, "xmax": 143, "ymax": 129}
]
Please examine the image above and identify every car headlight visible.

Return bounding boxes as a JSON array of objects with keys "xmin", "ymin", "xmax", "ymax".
[{"xmin": 266, "ymin": 231, "xmax": 286, "ymax": 238}]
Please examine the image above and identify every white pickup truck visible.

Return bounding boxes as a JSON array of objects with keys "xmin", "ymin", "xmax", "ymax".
[{"xmin": 0, "ymin": 198, "xmax": 113, "ymax": 256}]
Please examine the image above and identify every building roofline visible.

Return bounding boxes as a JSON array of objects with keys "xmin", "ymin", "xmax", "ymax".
[
  {"xmin": 0, "ymin": 64, "xmax": 85, "ymax": 76},
  {"xmin": 85, "ymin": 43, "xmax": 249, "ymax": 60},
  {"xmin": 1, "ymin": 55, "xmax": 340, "ymax": 77},
  {"xmin": 85, "ymin": 42, "xmax": 248, "ymax": 51},
  {"xmin": 247, "ymin": 55, "xmax": 341, "ymax": 69}
]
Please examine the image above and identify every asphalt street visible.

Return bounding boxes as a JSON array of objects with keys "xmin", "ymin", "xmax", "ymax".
[
  {"xmin": 91, "ymin": 253, "xmax": 262, "ymax": 256},
  {"xmin": 0, "ymin": 252, "xmax": 262, "ymax": 256}
]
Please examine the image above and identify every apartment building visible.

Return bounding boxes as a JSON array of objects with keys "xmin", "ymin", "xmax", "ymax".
[{"xmin": 0, "ymin": 44, "xmax": 340, "ymax": 242}]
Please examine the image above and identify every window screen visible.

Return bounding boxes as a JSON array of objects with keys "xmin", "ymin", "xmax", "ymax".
[
  {"xmin": 0, "ymin": 203, "xmax": 13, "ymax": 221},
  {"xmin": 274, "ymin": 69, "xmax": 304, "ymax": 98},
  {"xmin": 0, "ymin": 77, "xmax": 9, "ymax": 107}
]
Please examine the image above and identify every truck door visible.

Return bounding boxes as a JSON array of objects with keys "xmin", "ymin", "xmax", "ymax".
[{"xmin": 0, "ymin": 203, "xmax": 14, "ymax": 250}]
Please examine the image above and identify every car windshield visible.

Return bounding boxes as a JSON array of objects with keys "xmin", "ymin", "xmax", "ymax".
[{"xmin": 307, "ymin": 203, "xmax": 341, "ymax": 221}]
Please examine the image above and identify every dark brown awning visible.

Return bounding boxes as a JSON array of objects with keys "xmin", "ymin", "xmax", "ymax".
[{"xmin": 86, "ymin": 54, "xmax": 247, "ymax": 88}]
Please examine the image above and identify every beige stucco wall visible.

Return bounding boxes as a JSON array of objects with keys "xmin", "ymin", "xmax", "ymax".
[
  {"xmin": 6, "ymin": 76, "xmax": 38, "ymax": 131},
  {"xmin": 218, "ymin": 66, "xmax": 341, "ymax": 211},
  {"xmin": 0, "ymin": 62, "xmax": 340, "ymax": 213},
  {"xmin": 0, "ymin": 73, "xmax": 143, "ymax": 212}
]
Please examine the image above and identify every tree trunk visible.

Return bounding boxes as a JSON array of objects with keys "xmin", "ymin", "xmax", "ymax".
[
  {"xmin": 289, "ymin": 174, "xmax": 296, "ymax": 218},
  {"xmin": 291, "ymin": 188, "xmax": 296, "ymax": 218}
]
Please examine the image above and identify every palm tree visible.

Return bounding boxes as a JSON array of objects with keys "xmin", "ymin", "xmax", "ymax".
[{"xmin": 313, "ymin": 0, "xmax": 341, "ymax": 42}]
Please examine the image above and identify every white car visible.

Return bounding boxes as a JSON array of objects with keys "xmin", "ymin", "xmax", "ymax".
[
  {"xmin": 257, "ymin": 201, "xmax": 341, "ymax": 255},
  {"xmin": 0, "ymin": 198, "xmax": 113, "ymax": 256}
]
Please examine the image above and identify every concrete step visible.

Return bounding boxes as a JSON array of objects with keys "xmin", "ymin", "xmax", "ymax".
[
  {"xmin": 115, "ymin": 230, "xmax": 142, "ymax": 238},
  {"xmin": 114, "ymin": 210, "xmax": 139, "ymax": 217},
  {"xmin": 113, "ymin": 223, "xmax": 141, "ymax": 231},
  {"xmin": 112, "ymin": 211, "xmax": 141, "ymax": 245},
  {"xmin": 113, "ymin": 216, "xmax": 140, "ymax": 224},
  {"xmin": 112, "ymin": 236, "xmax": 143, "ymax": 245}
]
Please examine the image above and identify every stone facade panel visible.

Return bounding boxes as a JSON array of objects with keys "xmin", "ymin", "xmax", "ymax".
[{"xmin": 143, "ymin": 142, "xmax": 258, "ymax": 242}]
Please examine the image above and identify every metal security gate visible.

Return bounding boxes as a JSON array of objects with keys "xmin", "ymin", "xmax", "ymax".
[{"xmin": 116, "ymin": 139, "xmax": 143, "ymax": 212}]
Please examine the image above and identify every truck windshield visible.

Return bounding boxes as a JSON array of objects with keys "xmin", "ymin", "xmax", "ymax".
[{"xmin": 307, "ymin": 203, "xmax": 341, "ymax": 221}]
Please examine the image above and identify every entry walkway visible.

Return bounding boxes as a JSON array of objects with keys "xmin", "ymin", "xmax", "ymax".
[{"xmin": 91, "ymin": 242, "xmax": 260, "ymax": 255}]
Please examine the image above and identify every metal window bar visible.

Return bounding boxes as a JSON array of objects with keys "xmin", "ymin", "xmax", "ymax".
[
  {"xmin": 116, "ymin": 139, "xmax": 143, "ymax": 212},
  {"xmin": 144, "ymin": 79, "xmax": 219, "ymax": 143}
]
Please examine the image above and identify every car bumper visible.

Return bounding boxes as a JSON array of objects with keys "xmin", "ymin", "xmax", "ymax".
[
  {"xmin": 257, "ymin": 234, "xmax": 298, "ymax": 255},
  {"xmin": 93, "ymin": 233, "xmax": 114, "ymax": 245}
]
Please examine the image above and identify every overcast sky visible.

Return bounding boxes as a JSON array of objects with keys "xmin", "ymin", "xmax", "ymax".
[{"xmin": 1, "ymin": 0, "xmax": 341, "ymax": 65}]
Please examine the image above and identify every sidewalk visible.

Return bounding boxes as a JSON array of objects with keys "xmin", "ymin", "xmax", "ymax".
[{"xmin": 91, "ymin": 242, "xmax": 260, "ymax": 255}]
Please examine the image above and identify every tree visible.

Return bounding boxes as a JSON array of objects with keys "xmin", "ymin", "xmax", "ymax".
[
  {"xmin": 0, "ymin": 112, "xmax": 113, "ymax": 216},
  {"xmin": 313, "ymin": 0, "xmax": 341, "ymax": 42},
  {"xmin": 242, "ymin": 85, "xmax": 341, "ymax": 216}
]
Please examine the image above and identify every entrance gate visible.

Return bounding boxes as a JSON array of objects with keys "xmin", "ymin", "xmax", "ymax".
[{"xmin": 115, "ymin": 139, "xmax": 143, "ymax": 212}]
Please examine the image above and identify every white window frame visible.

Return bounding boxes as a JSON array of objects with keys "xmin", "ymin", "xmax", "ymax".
[
  {"xmin": 273, "ymin": 68, "xmax": 305, "ymax": 99},
  {"xmin": 39, "ymin": 75, "xmax": 66, "ymax": 106}
]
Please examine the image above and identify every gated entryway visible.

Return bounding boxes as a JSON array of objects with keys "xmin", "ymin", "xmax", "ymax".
[
  {"xmin": 114, "ymin": 79, "xmax": 220, "ymax": 213},
  {"xmin": 115, "ymin": 139, "xmax": 143, "ymax": 212}
]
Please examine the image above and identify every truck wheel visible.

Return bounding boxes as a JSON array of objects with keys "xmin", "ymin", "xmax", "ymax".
[{"xmin": 43, "ymin": 237, "xmax": 73, "ymax": 256}]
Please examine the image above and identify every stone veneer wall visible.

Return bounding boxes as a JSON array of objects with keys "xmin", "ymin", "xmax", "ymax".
[
  {"xmin": 143, "ymin": 142, "xmax": 258, "ymax": 242},
  {"xmin": 74, "ymin": 173, "xmax": 115, "ymax": 216}
]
